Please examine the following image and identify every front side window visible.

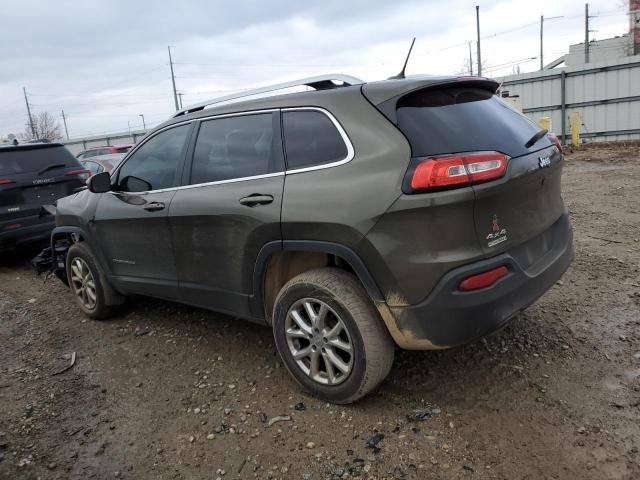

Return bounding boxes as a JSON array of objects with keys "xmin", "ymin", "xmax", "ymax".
[
  {"xmin": 282, "ymin": 110, "xmax": 348, "ymax": 170},
  {"xmin": 116, "ymin": 124, "xmax": 190, "ymax": 192},
  {"xmin": 190, "ymin": 113, "xmax": 282, "ymax": 184}
]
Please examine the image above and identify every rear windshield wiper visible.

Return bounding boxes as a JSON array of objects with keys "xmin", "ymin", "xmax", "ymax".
[
  {"xmin": 37, "ymin": 163, "xmax": 67, "ymax": 176},
  {"xmin": 524, "ymin": 129, "xmax": 548, "ymax": 149}
]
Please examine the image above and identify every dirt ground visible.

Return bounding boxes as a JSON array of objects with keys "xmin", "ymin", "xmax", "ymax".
[{"xmin": 1, "ymin": 143, "xmax": 639, "ymax": 480}]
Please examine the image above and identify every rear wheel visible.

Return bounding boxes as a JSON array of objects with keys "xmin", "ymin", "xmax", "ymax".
[
  {"xmin": 66, "ymin": 242, "xmax": 124, "ymax": 320},
  {"xmin": 273, "ymin": 268, "xmax": 394, "ymax": 404}
]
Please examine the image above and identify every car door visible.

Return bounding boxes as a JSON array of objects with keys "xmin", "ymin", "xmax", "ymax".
[
  {"xmin": 169, "ymin": 111, "xmax": 284, "ymax": 319},
  {"xmin": 93, "ymin": 123, "xmax": 193, "ymax": 299}
]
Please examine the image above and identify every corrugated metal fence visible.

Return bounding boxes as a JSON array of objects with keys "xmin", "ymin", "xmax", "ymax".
[
  {"xmin": 63, "ymin": 130, "xmax": 147, "ymax": 155},
  {"xmin": 496, "ymin": 55, "xmax": 640, "ymax": 143}
]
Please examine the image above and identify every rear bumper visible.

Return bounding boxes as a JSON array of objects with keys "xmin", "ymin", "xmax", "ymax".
[
  {"xmin": 0, "ymin": 217, "xmax": 54, "ymax": 249},
  {"xmin": 385, "ymin": 211, "xmax": 573, "ymax": 349}
]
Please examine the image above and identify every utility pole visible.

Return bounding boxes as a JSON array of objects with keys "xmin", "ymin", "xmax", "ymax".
[
  {"xmin": 61, "ymin": 110, "xmax": 69, "ymax": 139},
  {"xmin": 139, "ymin": 114, "xmax": 146, "ymax": 130},
  {"xmin": 540, "ymin": 15, "xmax": 544, "ymax": 70},
  {"xmin": 475, "ymin": 5, "xmax": 482, "ymax": 76},
  {"xmin": 178, "ymin": 92, "xmax": 184, "ymax": 109},
  {"xmin": 468, "ymin": 41, "xmax": 473, "ymax": 75},
  {"xmin": 127, "ymin": 121, "xmax": 131, "ymax": 136},
  {"xmin": 585, "ymin": 3, "xmax": 590, "ymax": 63},
  {"xmin": 23, "ymin": 87, "xmax": 36, "ymax": 139},
  {"xmin": 168, "ymin": 46, "xmax": 179, "ymax": 111}
]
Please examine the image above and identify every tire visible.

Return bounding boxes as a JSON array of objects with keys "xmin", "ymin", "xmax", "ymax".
[
  {"xmin": 65, "ymin": 242, "xmax": 124, "ymax": 320},
  {"xmin": 272, "ymin": 268, "xmax": 394, "ymax": 404}
]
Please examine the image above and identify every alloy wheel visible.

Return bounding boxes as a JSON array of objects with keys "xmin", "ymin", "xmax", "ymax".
[
  {"xmin": 285, "ymin": 298, "xmax": 354, "ymax": 385},
  {"xmin": 70, "ymin": 257, "xmax": 97, "ymax": 310}
]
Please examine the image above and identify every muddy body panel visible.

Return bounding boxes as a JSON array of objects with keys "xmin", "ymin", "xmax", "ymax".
[
  {"xmin": 47, "ymin": 75, "xmax": 573, "ymax": 352},
  {"xmin": 386, "ymin": 212, "xmax": 573, "ymax": 349}
]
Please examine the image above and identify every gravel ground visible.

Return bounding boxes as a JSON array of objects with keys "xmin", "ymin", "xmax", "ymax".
[{"xmin": 1, "ymin": 143, "xmax": 639, "ymax": 480}]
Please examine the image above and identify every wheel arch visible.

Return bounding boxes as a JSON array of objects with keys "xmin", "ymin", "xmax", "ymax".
[
  {"xmin": 50, "ymin": 226, "xmax": 113, "ymax": 277},
  {"xmin": 252, "ymin": 240, "xmax": 384, "ymax": 323}
]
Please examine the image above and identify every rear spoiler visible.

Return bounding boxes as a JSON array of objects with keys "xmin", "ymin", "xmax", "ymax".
[{"xmin": 362, "ymin": 76, "xmax": 500, "ymax": 125}]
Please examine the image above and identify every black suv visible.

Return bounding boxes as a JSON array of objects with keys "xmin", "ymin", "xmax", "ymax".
[
  {"xmin": 43, "ymin": 74, "xmax": 573, "ymax": 403},
  {"xmin": 0, "ymin": 142, "xmax": 89, "ymax": 252}
]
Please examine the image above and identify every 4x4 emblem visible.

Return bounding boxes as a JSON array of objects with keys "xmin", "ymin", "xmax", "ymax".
[{"xmin": 486, "ymin": 214, "xmax": 508, "ymax": 247}]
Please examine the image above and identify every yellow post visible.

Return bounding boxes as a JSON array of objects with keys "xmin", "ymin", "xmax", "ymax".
[
  {"xmin": 539, "ymin": 116, "xmax": 551, "ymax": 131},
  {"xmin": 571, "ymin": 112, "xmax": 580, "ymax": 147}
]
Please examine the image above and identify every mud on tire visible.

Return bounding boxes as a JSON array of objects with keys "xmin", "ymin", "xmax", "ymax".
[
  {"xmin": 66, "ymin": 242, "xmax": 124, "ymax": 320},
  {"xmin": 272, "ymin": 268, "xmax": 394, "ymax": 404}
]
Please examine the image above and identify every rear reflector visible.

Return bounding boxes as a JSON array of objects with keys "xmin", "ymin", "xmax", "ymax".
[
  {"xmin": 459, "ymin": 265, "xmax": 509, "ymax": 291},
  {"xmin": 410, "ymin": 152, "xmax": 508, "ymax": 192},
  {"xmin": 0, "ymin": 179, "xmax": 15, "ymax": 185}
]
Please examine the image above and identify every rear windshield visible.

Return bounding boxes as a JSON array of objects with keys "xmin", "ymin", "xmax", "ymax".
[
  {"xmin": 396, "ymin": 86, "xmax": 549, "ymax": 158},
  {"xmin": 0, "ymin": 146, "xmax": 79, "ymax": 175}
]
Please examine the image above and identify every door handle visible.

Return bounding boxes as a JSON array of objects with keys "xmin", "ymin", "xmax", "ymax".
[
  {"xmin": 239, "ymin": 194, "xmax": 274, "ymax": 207},
  {"xmin": 143, "ymin": 201, "xmax": 166, "ymax": 212}
]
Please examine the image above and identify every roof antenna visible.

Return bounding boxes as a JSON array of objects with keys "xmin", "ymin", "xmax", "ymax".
[{"xmin": 389, "ymin": 37, "xmax": 416, "ymax": 80}]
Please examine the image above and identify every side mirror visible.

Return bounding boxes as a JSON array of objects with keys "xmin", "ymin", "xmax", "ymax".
[{"xmin": 87, "ymin": 171, "xmax": 112, "ymax": 193}]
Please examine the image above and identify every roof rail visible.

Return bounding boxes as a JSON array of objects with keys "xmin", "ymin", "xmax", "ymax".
[{"xmin": 173, "ymin": 74, "xmax": 364, "ymax": 117}]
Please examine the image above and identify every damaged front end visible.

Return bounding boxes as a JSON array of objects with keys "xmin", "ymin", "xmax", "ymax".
[{"xmin": 31, "ymin": 236, "xmax": 72, "ymax": 285}]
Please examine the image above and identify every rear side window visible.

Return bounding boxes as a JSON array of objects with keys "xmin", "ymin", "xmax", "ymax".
[
  {"xmin": 116, "ymin": 124, "xmax": 190, "ymax": 192},
  {"xmin": 282, "ymin": 110, "xmax": 348, "ymax": 170},
  {"xmin": 396, "ymin": 86, "xmax": 547, "ymax": 158},
  {"xmin": 190, "ymin": 113, "xmax": 282, "ymax": 184},
  {"xmin": 0, "ymin": 145, "xmax": 79, "ymax": 175}
]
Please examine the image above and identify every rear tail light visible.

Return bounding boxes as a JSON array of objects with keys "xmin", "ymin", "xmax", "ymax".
[
  {"xmin": 408, "ymin": 151, "xmax": 508, "ymax": 192},
  {"xmin": 548, "ymin": 133, "xmax": 562, "ymax": 153},
  {"xmin": 459, "ymin": 265, "xmax": 509, "ymax": 291},
  {"xmin": 65, "ymin": 169, "xmax": 91, "ymax": 181},
  {"xmin": 0, "ymin": 178, "xmax": 15, "ymax": 185}
]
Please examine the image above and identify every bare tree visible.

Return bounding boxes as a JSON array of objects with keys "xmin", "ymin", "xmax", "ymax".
[{"xmin": 21, "ymin": 111, "xmax": 63, "ymax": 142}]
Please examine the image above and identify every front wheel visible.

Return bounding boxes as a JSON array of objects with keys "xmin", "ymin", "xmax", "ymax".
[
  {"xmin": 66, "ymin": 242, "xmax": 124, "ymax": 320},
  {"xmin": 272, "ymin": 268, "xmax": 394, "ymax": 404}
]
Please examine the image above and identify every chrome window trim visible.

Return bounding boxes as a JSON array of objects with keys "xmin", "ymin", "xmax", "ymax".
[
  {"xmin": 107, "ymin": 171, "xmax": 285, "ymax": 196},
  {"xmin": 108, "ymin": 107, "xmax": 353, "ymax": 195},
  {"xmin": 282, "ymin": 107, "xmax": 355, "ymax": 175}
]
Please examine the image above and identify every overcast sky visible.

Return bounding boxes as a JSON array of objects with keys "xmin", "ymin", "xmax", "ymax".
[{"xmin": 0, "ymin": 0, "xmax": 629, "ymax": 139}]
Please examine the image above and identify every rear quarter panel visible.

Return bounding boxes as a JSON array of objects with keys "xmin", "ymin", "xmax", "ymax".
[{"xmin": 280, "ymin": 88, "xmax": 411, "ymax": 285}]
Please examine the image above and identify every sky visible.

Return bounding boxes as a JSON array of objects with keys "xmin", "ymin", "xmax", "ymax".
[{"xmin": 0, "ymin": 0, "xmax": 630, "ymax": 139}]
